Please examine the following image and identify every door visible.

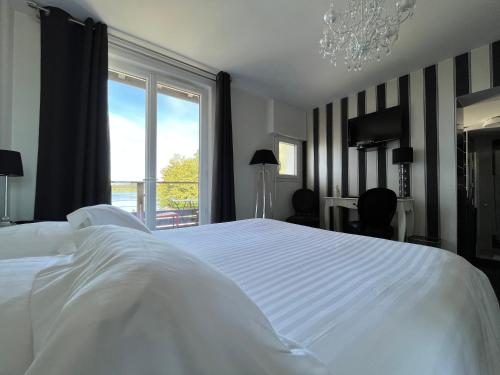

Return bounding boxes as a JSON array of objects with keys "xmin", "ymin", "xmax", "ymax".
[{"xmin": 108, "ymin": 68, "xmax": 203, "ymax": 230}]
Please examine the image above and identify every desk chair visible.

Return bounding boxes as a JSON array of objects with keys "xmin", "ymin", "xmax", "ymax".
[
  {"xmin": 346, "ymin": 188, "xmax": 397, "ymax": 240},
  {"xmin": 286, "ymin": 189, "xmax": 319, "ymax": 228}
]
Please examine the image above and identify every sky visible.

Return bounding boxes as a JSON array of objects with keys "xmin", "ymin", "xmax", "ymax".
[{"xmin": 108, "ymin": 80, "xmax": 199, "ymax": 182}]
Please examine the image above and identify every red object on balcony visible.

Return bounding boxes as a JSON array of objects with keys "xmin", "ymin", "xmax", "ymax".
[{"xmin": 156, "ymin": 211, "xmax": 180, "ymax": 229}]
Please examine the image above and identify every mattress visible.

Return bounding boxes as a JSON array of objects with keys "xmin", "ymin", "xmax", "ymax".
[{"xmin": 154, "ymin": 219, "xmax": 500, "ymax": 375}]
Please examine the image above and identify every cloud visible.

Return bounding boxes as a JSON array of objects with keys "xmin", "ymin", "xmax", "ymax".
[
  {"xmin": 109, "ymin": 83, "xmax": 199, "ymax": 182},
  {"xmin": 109, "ymin": 114, "xmax": 146, "ymax": 181}
]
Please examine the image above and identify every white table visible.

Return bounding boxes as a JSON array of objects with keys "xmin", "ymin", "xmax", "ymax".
[{"xmin": 323, "ymin": 197, "xmax": 414, "ymax": 242}]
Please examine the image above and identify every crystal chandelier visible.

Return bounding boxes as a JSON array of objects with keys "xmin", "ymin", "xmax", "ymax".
[{"xmin": 319, "ymin": 0, "xmax": 416, "ymax": 71}]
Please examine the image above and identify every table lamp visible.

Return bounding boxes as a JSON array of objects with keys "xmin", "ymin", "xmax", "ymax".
[
  {"xmin": 250, "ymin": 150, "xmax": 278, "ymax": 218},
  {"xmin": 0, "ymin": 150, "xmax": 23, "ymax": 226}
]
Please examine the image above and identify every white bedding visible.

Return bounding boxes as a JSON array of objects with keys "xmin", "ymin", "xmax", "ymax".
[
  {"xmin": 154, "ymin": 219, "xmax": 500, "ymax": 375},
  {"xmin": 1, "ymin": 225, "xmax": 329, "ymax": 375},
  {"xmin": 0, "ymin": 222, "xmax": 74, "ymax": 260},
  {"xmin": 0, "ymin": 219, "xmax": 499, "ymax": 375}
]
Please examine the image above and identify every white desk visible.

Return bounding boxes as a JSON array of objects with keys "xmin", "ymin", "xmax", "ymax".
[{"xmin": 323, "ymin": 197, "xmax": 414, "ymax": 242}]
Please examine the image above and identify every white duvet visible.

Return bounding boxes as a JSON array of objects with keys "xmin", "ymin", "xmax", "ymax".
[
  {"xmin": 155, "ymin": 219, "xmax": 500, "ymax": 375},
  {"xmin": 0, "ymin": 225, "xmax": 329, "ymax": 375},
  {"xmin": 1, "ymin": 219, "xmax": 499, "ymax": 375}
]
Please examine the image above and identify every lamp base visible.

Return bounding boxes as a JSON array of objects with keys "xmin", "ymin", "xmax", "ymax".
[
  {"xmin": 398, "ymin": 164, "xmax": 411, "ymax": 198},
  {"xmin": 0, "ymin": 216, "xmax": 14, "ymax": 227}
]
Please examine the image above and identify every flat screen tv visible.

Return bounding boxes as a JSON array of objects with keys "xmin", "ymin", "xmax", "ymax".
[{"xmin": 348, "ymin": 105, "xmax": 402, "ymax": 148}]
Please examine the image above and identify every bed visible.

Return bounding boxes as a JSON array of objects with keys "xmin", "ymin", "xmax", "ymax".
[
  {"xmin": 155, "ymin": 219, "xmax": 500, "ymax": 374},
  {"xmin": 1, "ymin": 218, "xmax": 499, "ymax": 375}
]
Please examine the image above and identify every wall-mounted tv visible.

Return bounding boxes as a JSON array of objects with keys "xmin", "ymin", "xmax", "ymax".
[{"xmin": 348, "ymin": 105, "xmax": 402, "ymax": 149}]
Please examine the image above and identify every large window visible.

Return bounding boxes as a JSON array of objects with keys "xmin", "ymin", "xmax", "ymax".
[{"xmin": 108, "ymin": 56, "xmax": 209, "ymax": 230}]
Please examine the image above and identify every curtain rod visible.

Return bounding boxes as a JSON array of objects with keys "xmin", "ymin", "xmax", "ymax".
[
  {"xmin": 27, "ymin": 1, "xmax": 85, "ymax": 26},
  {"xmin": 108, "ymin": 35, "xmax": 217, "ymax": 82},
  {"xmin": 26, "ymin": 1, "xmax": 218, "ymax": 82}
]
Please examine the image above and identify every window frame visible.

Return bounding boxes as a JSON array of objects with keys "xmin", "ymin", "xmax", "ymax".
[
  {"xmin": 274, "ymin": 135, "xmax": 301, "ymax": 181},
  {"xmin": 109, "ymin": 46, "xmax": 215, "ymax": 229}
]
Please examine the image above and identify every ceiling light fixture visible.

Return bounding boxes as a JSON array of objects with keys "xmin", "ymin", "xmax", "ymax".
[{"xmin": 319, "ymin": 0, "xmax": 416, "ymax": 71}]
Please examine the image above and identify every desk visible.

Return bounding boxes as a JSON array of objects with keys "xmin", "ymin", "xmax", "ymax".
[{"xmin": 323, "ymin": 197, "xmax": 414, "ymax": 242}]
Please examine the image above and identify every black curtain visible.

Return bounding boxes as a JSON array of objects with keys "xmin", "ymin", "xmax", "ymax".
[
  {"xmin": 35, "ymin": 7, "xmax": 110, "ymax": 221},
  {"xmin": 212, "ymin": 71, "xmax": 236, "ymax": 223}
]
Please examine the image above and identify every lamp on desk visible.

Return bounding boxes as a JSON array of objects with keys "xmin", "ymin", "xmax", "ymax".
[
  {"xmin": 392, "ymin": 147, "xmax": 413, "ymax": 198},
  {"xmin": 0, "ymin": 150, "xmax": 23, "ymax": 226},
  {"xmin": 250, "ymin": 149, "xmax": 279, "ymax": 218}
]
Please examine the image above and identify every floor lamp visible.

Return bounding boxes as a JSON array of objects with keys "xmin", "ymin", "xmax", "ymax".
[
  {"xmin": 0, "ymin": 150, "xmax": 24, "ymax": 226},
  {"xmin": 250, "ymin": 149, "xmax": 279, "ymax": 218}
]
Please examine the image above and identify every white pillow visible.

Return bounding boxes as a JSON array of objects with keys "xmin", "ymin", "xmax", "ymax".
[
  {"xmin": 0, "ymin": 222, "xmax": 74, "ymax": 259},
  {"xmin": 67, "ymin": 204, "xmax": 151, "ymax": 233}
]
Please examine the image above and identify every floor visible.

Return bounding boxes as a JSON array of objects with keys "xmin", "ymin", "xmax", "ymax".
[{"xmin": 474, "ymin": 259, "xmax": 500, "ymax": 302}]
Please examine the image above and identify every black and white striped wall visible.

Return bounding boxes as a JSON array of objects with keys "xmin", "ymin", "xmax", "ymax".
[{"xmin": 307, "ymin": 40, "xmax": 500, "ymax": 252}]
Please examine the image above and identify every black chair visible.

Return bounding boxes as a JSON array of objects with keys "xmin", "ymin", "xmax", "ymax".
[
  {"xmin": 346, "ymin": 188, "xmax": 397, "ymax": 240},
  {"xmin": 286, "ymin": 189, "xmax": 319, "ymax": 228}
]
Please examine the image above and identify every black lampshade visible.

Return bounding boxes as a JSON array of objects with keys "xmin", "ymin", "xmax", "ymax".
[
  {"xmin": 249, "ymin": 149, "xmax": 278, "ymax": 165},
  {"xmin": 0, "ymin": 150, "xmax": 23, "ymax": 177},
  {"xmin": 392, "ymin": 147, "xmax": 413, "ymax": 164}
]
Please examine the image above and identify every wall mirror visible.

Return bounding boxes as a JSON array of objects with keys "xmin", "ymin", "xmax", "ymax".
[{"xmin": 457, "ymin": 86, "xmax": 500, "ymax": 262}]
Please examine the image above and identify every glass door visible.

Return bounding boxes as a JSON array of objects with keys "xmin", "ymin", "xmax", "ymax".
[
  {"xmin": 108, "ymin": 70, "xmax": 147, "ymax": 223},
  {"xmin": 108, "ymin": 67, "xmax": 203, "ymax": 230},
  {"xmin": 155, "ymin": 83, "xmax": 200, "ymax": 230}
]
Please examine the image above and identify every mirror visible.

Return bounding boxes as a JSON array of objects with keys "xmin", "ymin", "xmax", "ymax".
[{"xmin": 457, "ymin": 86, "xmax": 500, "ymax": 262}]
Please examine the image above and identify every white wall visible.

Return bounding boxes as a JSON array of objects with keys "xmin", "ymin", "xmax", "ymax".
[
  {"xmin": 231, "ymin": 86, "xmax": 272, "ymax": 220},
  {"xmin": 269, "ymin": 99, "xmax": 306, "ymax": 220},
  {"xmin": 1, "ymin": 7, "xmax": 307, "ymax": 222},
  {"xmin": 9, "ymin": 10, "xmax": 40, "ymax": 221},
  {"xmin": 0, "ymin": 0, "xmax": 14, "ymax": 216},
  {"xmin": 232, "ymin": 86, "xmax": 307, "ymax": 221},
  {"xmin": 0, "ymin": 8, "xmax": 40, "ymax": 221},
  {"xmin": 268, "ymin": 99, "xmax": 307, "ymax": 140}
]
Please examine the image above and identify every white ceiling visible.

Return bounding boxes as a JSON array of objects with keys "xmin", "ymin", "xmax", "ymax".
[
  {"xmin": 464, "ymin": 95, "xmax": 500, "ymax": 130},
  {"xmin": 12, "ymin": 0, "xmax": 500, "ymax": 109}
]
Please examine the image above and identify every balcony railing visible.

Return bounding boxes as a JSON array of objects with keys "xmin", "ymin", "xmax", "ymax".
[{"xmin": 111, "ymin": 181, "xmax": 199, "ymax": 230}]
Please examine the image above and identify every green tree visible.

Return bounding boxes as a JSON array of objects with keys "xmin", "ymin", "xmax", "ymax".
[{"xmin": 157, "ymin": 152, "xmax": 199, "ymax": 208}]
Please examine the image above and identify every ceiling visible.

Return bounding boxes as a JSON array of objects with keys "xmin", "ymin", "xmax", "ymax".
[
  {"xmin": 12, "ymin": 0, "xmax": 500, "ymax": 109},
  {"xmin": 464, "ymin": 94, "xmax": 500, "ymax": 131}
]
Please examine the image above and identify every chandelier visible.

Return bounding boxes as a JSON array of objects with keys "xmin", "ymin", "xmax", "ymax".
[{"xmin": 319, "ymin": 0, "xmax": 416, "ymax": 71}]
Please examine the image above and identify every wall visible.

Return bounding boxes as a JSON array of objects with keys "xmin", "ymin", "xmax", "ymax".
[
  {"xmin": 231, "ymin": 86, "xmax": 306, "ymax": 220},
  {"xmin": 0, "ymin": 8, "xmax": 40, "ymax": 221},
  {"xmin": 0, "ymin": 0, "xmax": 14, "ymax": 216},
  {"xmin": 268, "ymin": 99, "xmax": 307, "ymax": 140},
  {"xmin": 9, "ymin": 10, "xmax": 40, "ymax": 221},
  {"xmin": 231, "ymin": 86, "xmax": 272, "ymax": 220},
  {"xmin": 307, "ymin": 41, "xmax": 500, "ymax": 252},
  {"xmin": 269, "ymin": 99, "xmax": 306, "ymax": 220}
]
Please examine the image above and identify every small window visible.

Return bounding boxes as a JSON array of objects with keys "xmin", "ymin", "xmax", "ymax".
[{"xmin": 278, "ymin": 141, "xmax": 297, "ymax": 176}]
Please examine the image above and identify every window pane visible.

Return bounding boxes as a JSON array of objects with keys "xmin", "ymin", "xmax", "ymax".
[
  {"xmin": 108, "ymin": 70, "xmax": 147, "ymax": 221},
  {"xmin": 156, "ymin": 83, "xmax": 200, "ymax": 229},
  {"xmin": 279, "ymin": 141, "xmax": 297, "ymax": 175}
]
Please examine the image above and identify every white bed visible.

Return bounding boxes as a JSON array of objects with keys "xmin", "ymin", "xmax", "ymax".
[
  {"xmin": 154, "ymin": 219, "xmax": 500, "ymax": 375},
  {"xmin": 0, "ymin": 218, "xmax": 499, "ymax": 375}
]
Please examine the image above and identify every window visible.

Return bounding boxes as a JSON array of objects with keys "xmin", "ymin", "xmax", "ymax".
[
  {"xmin": 107, "ymin": 52, "xmax": 211, "ymax": 231},
  {"xmin": 278, "ymin": 141, "xmax": 298, "ymax": 176}
]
